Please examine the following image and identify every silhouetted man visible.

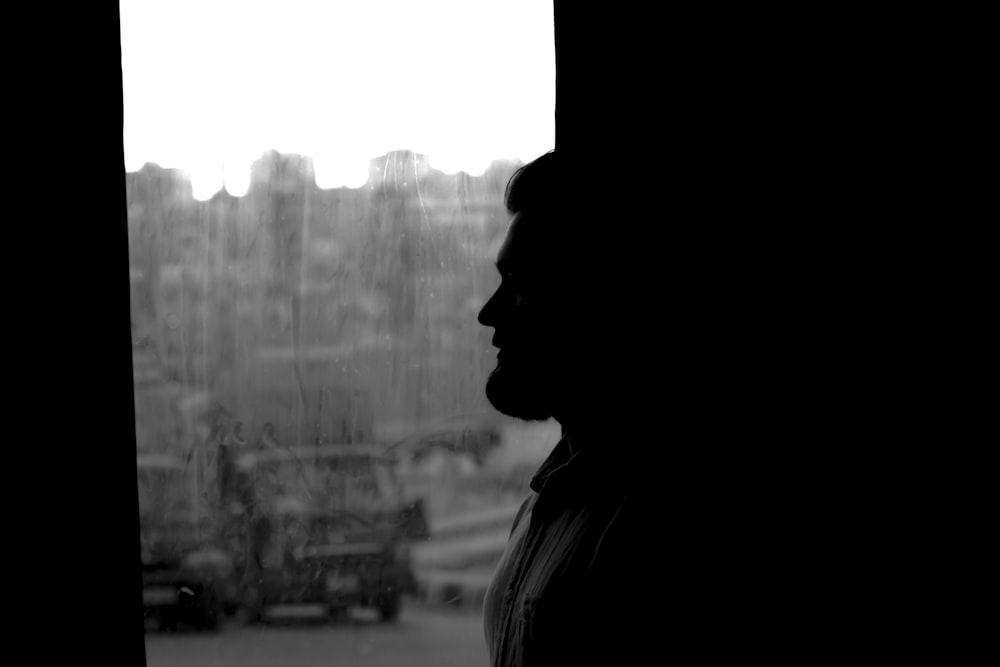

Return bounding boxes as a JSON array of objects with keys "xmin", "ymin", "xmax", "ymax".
[{"xmin": 478, "ymin": 150, "xmax": 652, "ymax": 666}]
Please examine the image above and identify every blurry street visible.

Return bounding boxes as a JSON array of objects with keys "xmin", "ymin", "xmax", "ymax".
[{"xmin": 143, "ymin": 606, "xmax": 488, "ymax": 667}]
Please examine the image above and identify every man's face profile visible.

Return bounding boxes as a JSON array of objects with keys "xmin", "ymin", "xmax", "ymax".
[{"xmin": 478, "ymin": 213, "xmax": 565, "ymax": 422}]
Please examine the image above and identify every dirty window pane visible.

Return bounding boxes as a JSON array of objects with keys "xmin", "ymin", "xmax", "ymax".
[{"xmin": 125, "ymin": 1, "xmax": 555, "ymax": 664}]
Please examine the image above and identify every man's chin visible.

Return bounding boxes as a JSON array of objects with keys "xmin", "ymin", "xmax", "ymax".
[{"xmin": 485, "ymin": 366, "xmax": 553, "ymax": 422}]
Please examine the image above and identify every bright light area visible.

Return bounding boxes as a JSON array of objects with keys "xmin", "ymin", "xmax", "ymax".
[{"xmin": 120, "ymin": 0, "xmax": 554, "ymax": 198}]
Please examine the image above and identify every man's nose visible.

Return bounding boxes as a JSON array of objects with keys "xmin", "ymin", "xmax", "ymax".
[{"xmin": 478, "ymin": 290, "xmax": 498, "ymax": 327}]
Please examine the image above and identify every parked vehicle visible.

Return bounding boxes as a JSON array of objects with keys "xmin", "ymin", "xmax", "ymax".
[
  {"xmin": 137, "ymin": 453, "xmax": 238, "ymax": 631},
  {"xmin": 233, "ymin": 444, "xmax": 429, "ymax": 622}
]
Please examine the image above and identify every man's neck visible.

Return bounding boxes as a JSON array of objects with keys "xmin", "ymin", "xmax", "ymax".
[{"xmin": 556, "ymin": 418, "xmax": 618, "ymax": 456}]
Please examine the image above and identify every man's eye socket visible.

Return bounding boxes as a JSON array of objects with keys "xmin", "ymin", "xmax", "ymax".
[{"xmin": 500, "ymin": 279, "xmax": 523, "ymax": 297}]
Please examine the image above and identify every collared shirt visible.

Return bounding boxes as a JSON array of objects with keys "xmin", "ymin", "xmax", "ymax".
[{"xmin": 482, "ymin": 434, "xmax": 649, "ymax": 667}]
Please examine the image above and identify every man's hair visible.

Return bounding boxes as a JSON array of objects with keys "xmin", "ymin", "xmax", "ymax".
[
  {"xmin": 504, "ymin": 150, "xmax": 595, "ymax": 224},
  {"xmin": 501, "ymin": 150, "xmax": 592, "ymax": 271},
  {"xmin": 505, "ymin": 150, "xmax": 564, "ymax": 217}
]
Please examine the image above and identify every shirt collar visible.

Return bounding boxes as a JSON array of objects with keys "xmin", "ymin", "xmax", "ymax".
[
  {"xmin": 529, "ymin": 434, "xmax": 577, "ymax": 494},
  {"xmin": 528, "ymin": 432, "xmax": 630, "ymax": 504}
]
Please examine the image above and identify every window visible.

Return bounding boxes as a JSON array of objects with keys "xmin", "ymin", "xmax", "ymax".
[{"xmin": 125, "ymin": 1, "xmax": 556, "ymax": 662}]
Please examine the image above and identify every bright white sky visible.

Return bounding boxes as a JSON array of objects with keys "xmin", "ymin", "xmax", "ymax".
[{"xmin": 120, "ymin": 0, "xmax": 555, "ymax": 199}]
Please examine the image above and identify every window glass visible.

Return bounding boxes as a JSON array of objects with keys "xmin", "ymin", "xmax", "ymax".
[{"xmin": 126, "ymin": 1, "xmax": 556, "ymax": 663}]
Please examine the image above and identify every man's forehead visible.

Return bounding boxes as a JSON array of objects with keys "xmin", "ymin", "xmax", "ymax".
[
  {"xmin": 496, "ymin": 213, "xmax": 531, "ymax": 273},
  {"xmin": 495, "ymin": 216, "xmax": 516, "ymax": 271},
  {"xmin": 495, "ymin": 212, "xmax": 572, "ymax": 287}
]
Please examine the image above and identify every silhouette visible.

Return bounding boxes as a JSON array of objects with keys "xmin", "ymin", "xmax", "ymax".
[{"xmin": 477, "ymin": 150, "xmax": 651, "ymax": 666}]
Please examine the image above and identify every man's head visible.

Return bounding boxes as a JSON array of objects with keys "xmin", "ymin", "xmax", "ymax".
[{"xmin": 478, "ymin": 151, "xmax": 605, "ymax": 424}]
